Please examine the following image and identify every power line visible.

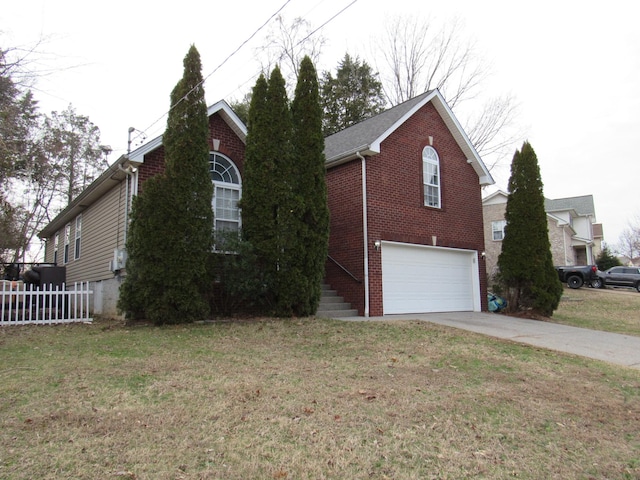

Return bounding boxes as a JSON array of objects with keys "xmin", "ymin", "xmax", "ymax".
[
  {"xmin": 135, "ymin": 0, "xmax": 359, "ymax": 145},
  {"xmin": 297, "ymin": 0, "xmax": 358, "ymax": 48},
  {"xmin": 137, "ymin": 0, "xmax": 294, "ymax": 142},
  {"xmin": 222, "ymin": 0, "xmax": 359, "ymax": 101}
]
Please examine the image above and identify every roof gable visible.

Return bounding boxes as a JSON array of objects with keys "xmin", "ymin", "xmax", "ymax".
[
  {"xmin": 482, "ymin": 189, "xmax": 508, "ymax": 206},
  {"xmin": 324, "ymin": 89, "xmax": 494, "ymax": 186},
  {"xmin": 128, "ymin": 100, "xmax": 247, "ymax": 164},
  {"xmin": 39, "ymin": 100, "xmax": 247, "ymax": 239}
]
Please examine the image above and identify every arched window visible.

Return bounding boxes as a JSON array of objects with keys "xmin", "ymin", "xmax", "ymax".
[
  {"xmin": 209, "ymin": 153, "xmax": 241, "ymax": 233},
  {"xmin": 422, "ymin": 146, "xmax": 441, "ymax": 208}
]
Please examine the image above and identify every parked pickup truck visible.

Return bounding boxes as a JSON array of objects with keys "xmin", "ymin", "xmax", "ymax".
[{"xmin": 555, "ymin": 265, "xmax": 599, "ymax": 289}]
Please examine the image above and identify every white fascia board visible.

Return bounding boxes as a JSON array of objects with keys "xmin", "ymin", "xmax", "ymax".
[
  {"xmin": 571, "ymin": 236, "xmax": 593, "ymax": 246},
  {"xmin": 325, "ymin": 145, "xmax": 379, "ymax": 168},
  {"xmin": 430, "ymin": 91, "xmax": 495, "ymax": 186},
  {"xmin": 482, "ymin": 189, "xmax": 508, "ymax": 205},
  {"xmin": 369, "ymin": 90, "xmax": 439, "ymax": 153},
  {"xmin": 128, "ymin": 135, "xmax": 163, "ymax": 164},
  {"xmin": 128, "ymin": 100, "xmax": 247, "ymax": 164},
  {"xmin": 208, "ymin": 100, "xmax": 247, "ymax": 141},
  {"xmin": 371, "ymin": 89, "xmax": 494, "ymax": 186}
]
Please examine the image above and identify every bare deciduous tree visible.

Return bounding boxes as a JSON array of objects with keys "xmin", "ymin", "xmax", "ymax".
[
  {"xmin": 374, "ymin": 15, "xmax": 523, "ymax": 169},
  {"xmin": 616, "ymin": 215, "xmax": 640, "ymax": 264},
  {"xmin": 377, "ymin": 16, "xmax": 486, "ymax": 108},
  {"xmin": 463, "ymin": 94, "xmax": 521, "ymax": 170},
  {"xmin": 1, "ymin": 37, "xmax": 102, "ymax": 263},
  {"xmin": 258, "ymin": 16, "xmax": 326, "ymax": 91}
]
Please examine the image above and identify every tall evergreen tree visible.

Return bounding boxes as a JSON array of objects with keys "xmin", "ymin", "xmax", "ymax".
[
  {"xmin": 320, "ymin": 53, "xmax": 386, "ymax": 135},
  {"xmin": 497, "ymin": 141, "xmax": 563, "ymax": 316},
  {"xmin": 241, "ymin": 67, "xmax": 295, "ymax": 315},
  {"xmin": 119, "ymin": 45, "xmax": 212, "ymax": 324},
  {"xmin": 241, "ymin": 73, "xmax": 277, "ymax": 307},
  {"xmin": 268, "ymin": 67, "xmax": 299, "ymax": 316},
  {"xmin": 242, "ymin": 62, "xmax": 329, "ymax": 317},
  {"xmin": 289, "ymin": 56, "xmax": 330, "ymax": 316}
]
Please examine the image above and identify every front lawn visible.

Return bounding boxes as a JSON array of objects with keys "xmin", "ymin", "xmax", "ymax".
[
  {"xmin": 1, "ymin": 317, "xmax": 639, "ymax": 479},
  {"xmin": 553, "ymin": 285, "xmax": 640, "ymax": 336}
]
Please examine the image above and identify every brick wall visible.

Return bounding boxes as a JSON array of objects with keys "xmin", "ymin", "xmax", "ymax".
[
  {"xmin": 326, "ymin": 102, "xmax": 488, "ymax": 316},
  {"xmin": 137, "ymin": 112, "xmax": 245, "ymax": 193},
  {"xmin": 138, "ymin": 147, "xmax": 166, "ymax": 193},
  {"xmin": 325, "ymin": 160, "xmax": 366, "ymax": 315},
  {"xmin": 548, "ymin": 219, "xmax": 575, "ymax": 265},
  {"xmin": 208, "ymin": 114, "xmax": 245, "ymax": 173},
  {"xmin": 482, "ymin": 202, "xmax": 507, "ymax": 282}
]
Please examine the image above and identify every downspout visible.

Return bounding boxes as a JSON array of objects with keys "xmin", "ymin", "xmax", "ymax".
[
  {"xmin": 118, "ymin": 165, "xmax": 135, "ymax": 246},
  {"xmin": 357, "ymin": 151, "xmax": 370, "ymax": 318}
]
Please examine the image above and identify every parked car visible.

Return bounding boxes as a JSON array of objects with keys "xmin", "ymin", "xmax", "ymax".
[{"xmin": 597, "ymin": 266, "xmax": 640, "ymax": 292}]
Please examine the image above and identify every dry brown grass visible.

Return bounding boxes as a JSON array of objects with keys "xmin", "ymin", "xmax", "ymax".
[
  {"xmin": 1, "ymin": 317, "xmax": 639, "ymax": 479},
  {"xmin": 553, "ymin": 286, "xmax": 640, "ymax": 336}
]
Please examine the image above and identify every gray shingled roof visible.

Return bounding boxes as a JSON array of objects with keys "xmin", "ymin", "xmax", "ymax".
[
  {"xmin": 545, "ymin": 195, "xmax": 595, "ymax": 216},
  {"xmin": 321, "ymin": 89, "xmax": 494, "ymax": 186},
  {"xmin": 323, "ymin": 90, "xmax": 434, "ymax": 163}
]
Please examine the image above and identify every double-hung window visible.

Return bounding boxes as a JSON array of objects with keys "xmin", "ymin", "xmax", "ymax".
[
  {"xmin": 74, "ymin": 215, "xmax": 82, "ymax": 260},
  {"xmin": 209, "ymin": 153, "xmax": 241, "ymax": 236},
  {"xmin": 492, "ymin": 220, "xmax": 507, "ymax": 241},
  {"xmin": 422, "ymin": 146, "xmax": 441, "ymax": 208},
  {"xmin": 53, "ymin": 233, "xmax": 59, "ymax": 265},
  {"xmin": 63, "ymin": 224, "xmax": 71, "ymax": 264}
]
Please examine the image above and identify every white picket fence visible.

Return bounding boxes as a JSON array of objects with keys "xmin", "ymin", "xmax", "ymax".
[{"xmin": 1, "ymin": 281, "xmax": 93, "ymax": 325}]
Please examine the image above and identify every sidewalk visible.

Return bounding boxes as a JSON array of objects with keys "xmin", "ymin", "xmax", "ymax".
[{"xmin": 339, "ymin": 311, "xmax": 640, "ymax": 369}]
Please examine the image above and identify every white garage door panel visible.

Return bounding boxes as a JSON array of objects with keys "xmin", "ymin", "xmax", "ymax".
[{"xmin": 382, "ymin": 242, "xmax": 479, "ymax": 314}]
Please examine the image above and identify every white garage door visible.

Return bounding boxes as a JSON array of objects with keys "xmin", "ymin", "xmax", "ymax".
[{"xmin": 381, "ymin": 241, "xmax": 481, "ymax": 314}]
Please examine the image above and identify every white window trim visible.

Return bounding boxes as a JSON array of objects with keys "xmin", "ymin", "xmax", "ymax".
[
  {"xmin": 53, "ymin": 233, "xmax": 59, "ymax": 265},
  {"xmin": 209, "ymin": 152, "xmax": 242, "ymax": 236},
  {"xmin": 63, "ymin": 224, "xmax": 71, "ymax": 264},
  {"xmin": 74, "ymin": 214, "xmax": 82, "ymax": 260},
  {"xmin": 492, "ymin": 220, "xmax": 507, "ymax": 241},
  {"xmin": 422, "ymin": 146, "xmax": 441, "ymax": 208}
]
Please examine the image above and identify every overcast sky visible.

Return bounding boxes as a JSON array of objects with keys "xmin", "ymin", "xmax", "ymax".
[{"xmin": 3, "ymin": 0, "xmax": 639, "ymax": 246}]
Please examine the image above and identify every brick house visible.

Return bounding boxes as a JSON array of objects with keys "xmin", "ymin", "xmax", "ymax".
[
  {"xmin": 482, "ymin": 190, "xmax": 602, "ymax": 281},
  {"xmin": 38, "ymin": 91, "xmax": 494, "ymax": 317},
  {"xmin": 324, "ymin": 90, "xmax": 493, "ymax": 316}
]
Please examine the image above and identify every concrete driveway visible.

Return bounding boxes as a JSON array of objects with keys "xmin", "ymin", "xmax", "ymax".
[{"xmin": 339, "ymin": 311, "xmax": 640, "ymax": 370}]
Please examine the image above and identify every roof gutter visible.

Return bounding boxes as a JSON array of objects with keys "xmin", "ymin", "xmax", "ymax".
[
  {"xmin": 325, "ymin": 145, "xmax": 378, "ymax": 169},
  {"xmin": 38, "ymin": 155, "xmax": 140, "ymax": 239}
]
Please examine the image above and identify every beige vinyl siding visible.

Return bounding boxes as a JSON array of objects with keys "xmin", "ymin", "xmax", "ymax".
[
  {"xmin": 45, "ymin": 180, "xmax": 127, "ymax": 284},
  {"xmin": 43, "ymin": 234, "xmax": 55, "ymax": 264},
  {"xmin": 70, "ymin": 180, "xmax": 127, "ymax": 283}
]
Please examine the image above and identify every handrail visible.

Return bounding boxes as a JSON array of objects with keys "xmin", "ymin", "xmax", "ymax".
[{"xmin": 327, "ymin": 255, "xmax": 362, "ymax": 284}]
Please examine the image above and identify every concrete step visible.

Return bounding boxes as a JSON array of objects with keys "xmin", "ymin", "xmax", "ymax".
[
  {"xmin": 316, "ymin": 308, "xmax": 359, "ymax": 318},
  {"xmin": 316, "ymin": 282, "xmax": 358, "ymax": 318},
  {"xmin": 318, "ymin": 295, "xmax": 345, "ymax": 304},
  {"xmin": 317, "ymin": 301, "xmax": 352, "ymax": 310}
]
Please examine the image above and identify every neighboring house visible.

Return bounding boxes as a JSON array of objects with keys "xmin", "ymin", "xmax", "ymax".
[
  {"xmin": 592, "ymin": 223, "xmax": 604, "ymax": 258},
  {"xmin": 39, "ymin": 90, "xmax": 494, "ymax": 317},
  {"xmin": 482, "ymin": 190, "xmax": 601, "ymax": 280},
  {"xmin": 619, "ymin": 256, "xmax": 640, "ymax": 267}
]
